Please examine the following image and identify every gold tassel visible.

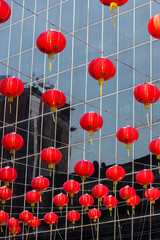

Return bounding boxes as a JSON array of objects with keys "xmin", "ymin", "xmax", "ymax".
[
  {"xmin": 109, "ymin": 209, "xmax": 112, "ymax": 217},
  {"xmin": 113, "ymin": 184, "xmax": 115, "ymax": 194},
  {"xmin": 127, "ymin": 148, "xmax": 129, "ymax": 157},
  {"xmin": 152, "ymin": 204, "xmax": 154, "ymax": 214},
  {"xmin": 32, "ymin": 206, "xmax": 34, "ymax": 213},
  {"xmin": 111, "ymin": 11, "xmax": 115, "ymax": 28},
  {"xmin": 132, "ymin": 206, "xmax": 135, "ymax": 216},
  {"xmin": 3, "ymin": 205, "xmax": 4, "ymax": 211},
  {"xmin": 1, "ymin": 226, "xmax": 3, "ymax": 232},
  {"xmin": 100, "ymin": 85, "xmax": 102, "ymax": 96},
  {"xmin": 146, "ymin": 111, "xmax": 149, "ymax": 125},
  {"xmin": 49, "ymin": 60, "xmax": 52, "ymax": 72},
  {"xmin": 71, "ymin": 197, "xmax": 73, "ymax": 205},
  {"xmin": 52, "ymin": 113, "xmax": 55, "ymax": 122},
  {"xmin": 73, "ymin": 225, "xmax": 75, "ymax": 231},
  {"xmin": 90, "ymin": 137, "xmax": 93, "ymax": 145},
  {"xmin": 10, "ymin": 103, "xmax": 11, "ymax": 114},
  {"xmin": 40, "ymin": 195, "xmax": 42, "ymax": 203},
  {"xmin": 11, "ymin": 154, "xmax": 13, "ymax": 163},
  {"xmin": 158, "ymin": 161, "xmax": 160, "ymax": 174},
  {"xmin": 127, "ymin": 207, "xmax": 130, "ymax": 216}
]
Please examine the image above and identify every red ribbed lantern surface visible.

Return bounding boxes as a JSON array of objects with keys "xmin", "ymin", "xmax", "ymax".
[
  {"xmin": 53, "ymin": 193, "xmax": 69, "ymax": 211},
  {"xmin": 31, "ymin": 176, "xmax": 50, "ymax": 202},
  {"xmin": 149, "ymin": 139, "xmax": 160, "ymax": 159},
  {"xmin": 80, "ymin": 112, "xmax": 103, "ymax": 144},
  {"xmin": 7, "ymin": 218, "xmax": 19, "ymax": 229},
  {"xmin": 106, "ymin": 165, "xmax": 125, "ymax": 193},
  {"xmin": 116, "ymin": 126, "xmax": 139, "ymax": 156},
  {"xmin": 9, "ymin": 226, "xmax": 21, "ymax": 237},
  {"xmin": 88, "ymin": 209, "xmax": 101, "ymax": 223},
  {"xmin": 103, "ymin": 195, "xmax": 118, "ymax": 216},
  {"xmin": 74, "ymin": 160, "xmax": 94, "ymax": 189},
  {"xmin": 40, "ymin": 147, "xmax": 62, "ymax": 170},
  {"xmin": 0, "ymin": 166, "xmax": 17, "ymax": 186},
  {"xmin": 0, "ymin": 186, "xmax": 12, "ymax": 205},
  {"xmin": 36, "ymin": 30, "xmax": 66, "ymax": 71},
  {"xmin": 2, "ymin": 133, "xmax": 24, "ymax": 161},
  {"xmin": 0, "ymin": 211, "xmax": 9, "ymax": 232},
  {"xmin": 0, "ymin": 77, "xmax": 24, "ymax": 114},
  {"xmin": 136, "ymin": 170, "xmax": 154, "ymax": 189},
  {"xmin": 0, "ymin": 0, "xmax": 11, "ymax": 23},
  {"xmin": 148, "ymin": 14, "xmax": 160, "ymax": 39},
  {"xmin": 88, "ymin": 57, "xmax": 116, "ymax": 96},
  {"xmin": 92, "ymin": 184, "xmax": 109, "ymax": 205},
  {"xmin": 25, "ymin": 190, "xmax": 41, "ymax": 212},
  {"xmin": 119, "ymin": 186, "xmax": 136, "ymax": 202},
  {"xmin": 67, "ymin": 211, "xmax": 80, "ymax": 230},
  {"xmin": 145, "ymin": 188, "xmax": 160, "ymax": 204},
  {"xmin": 44, "ymin": 212, "xmax": 58, "ymax": 229},
  {"xmin": 19, "ymin": 211, "xmax": 33, "ymax": 226},
  {"xmin": 63, "ymin": 180, "xmax": 80, "ymax": 205},
  {"xmin": 79, "ymin": 194, "xmax": 94, "ymax": 211},
  {"xmin": 42, "ymin": 89, "xmax": 66, "ymax": 121},
  {"xmin": 127, "ymin": 195, "xmax": 140, "ymax": 215},
  {"xmin": 28, "ymin": 217, "xmax": 41, "ymax": 230}
]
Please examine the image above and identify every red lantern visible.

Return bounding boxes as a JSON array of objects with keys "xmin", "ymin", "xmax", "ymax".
[
  {"xmin": 149, "ymin": 139, "xmax": 160, "ymax": 172},
  {"xmin": 136, "ymin": 170, "xmax": 154, "ymax": 189},
  {"xmin": 119, "ymin": 186, "xmax": 136, "ymax": 203},
  {"xmin": 74, "ymin": 160, "xmax": 94, "ymax": 189},
  {"xmin": 0, "ymin": 166, "xmax": 17, "ymax": 186},
  {"xmin": 7, "ymin": 218, "xmax": 19, "ymax": 229},
  {"xmin": 79, "ymin": 194, "xmax": 94, "ymax": 211},
  {"xmin": 63, "ymin": 180, "xmax": 80, "ymax": 205},
  {"xmin": 9, "ymin": 226, "xmax": 21, "ymax": 237},
  {"xmin": 25, "ymin": 190, "xmax": 41, "ymax": 212},
  {"xmin": 145, "ymin": 187, "xmax": 160, "ymax": 203},
  {"xmin": 0, "ymin": 186, "xmax": 12, "ymax": 205},
  {"xmin": 0, "ymin": 0, "xmax": 11, "ymax": 24},
  {"xmin": 28, "ymin": 217, "xmax": 41, "ymax": 230},
  {"xmin": 103, "ymin": 195, "xmax": 118, "ymax": 216},
  {"xmin": 36, "ymin": 29, "xmax": 66, "ymax": 71},
  {"xmin": 44, "ymin": 212, "xmax": 58, "ymax": 230},
  {"xmin": 67, "ymin": 211, "xmax": 80, "ymax": 230},
  {"xmin": 127, "ymin": 195, "xmax": 140, "ymax": 215},
  {"xmin": 0, "ymin": 77, "xmax": 24, "ymax": 114},
  {"xmin": 2, "ymin": 133, "xmax": 24, "ymax": 162},
  {"xmin": 53, "ymin": 193, "xmax": 69, "ymax": 211},
  {"xmin": 148, "ymin": 14, "xmax": 160, "ymax": 39},
  {"xmin": 40, "ymin": 147, "xmax": 62, "ymax": 172},
  {"xmin": 134, "ymin": 83, "xmax": 159, "ymax": 124},
  {"xmin": 116, "ymin": 126, "xmax": 139, "ymax": 156},
  {"xmin": 19, "ymin": 211, "xmax": 33, "ymax": 226},
  {"xmin": 31, "ymin": 176, "xmax": 50, "ymax": 202},
  {"xmin": 106, "ymin": 165, "xmax": 125, "ymax": 193},
  {"xmin": 99, "ymin": 0, "xmax": 128, "ymax": 27},
  {"xmin": 88, "ymin": 57, "xmax": 116, "ymax": 96},
  {"xmin": 42, "ymin": 89, "xmax": 66, "ymax": 122},
  {"xmin": 0, "ymin": 211, "xmax": 9, "ymax": 232},
  {"xmin": 80, "ymin": 112, "xmax": 103, "ymax": 144},
  {"xmin": 88, "ymin": 209, "xmax": 101, "ymax": 223},
  {"xmin": 92, "ymin": 184, "xmax": 109, "ymax": 206}
]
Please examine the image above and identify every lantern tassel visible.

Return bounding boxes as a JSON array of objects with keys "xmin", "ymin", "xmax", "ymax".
[
  {"xmin": 132, "ymin": 206, "xmax": 135, "ymax": 216},
  {"xmin": 152, "ymin": 204, "xmax": 154, "ymax": 214},
  {"xmin": 109, "ymin": 209, "xmax": 112, "ymax": 217},
  {"xmin": 90, "ymin": 137, "xmax": 93, "ymax": 145},
  {"xmin": 113, "ymin": 184, "xmax": 115, "ymax": 194},
  {"xmin": 32, "ymin": 206, "xmax": 34, "ymax": 213},
  {"xmin": 10, "ymin": 103, "xmax": 12, "ymax": 114},
  {"xmin": 50, "ymin": 224, "xmax": 52, "ymax": 233},
  {"xmin": 99, "ymin": 200, "xmax": 102, "ymax": 208},
  {"xmin": 1, "ymin": 226, "xmax": 3, "ymax": 233},
  {"xmin": 111, "ymin": 11, "xmax": 115, "ymax": 28},
  {"xmin": 158, "ymin": 161, "xmax": 160, "ymax": 174},
  {"xmin": 71, "ymin": 197, "xmax": 73, "ymax": 205},
  {"xmin": 40, "ymin": 195, "xmax": 42, "ymax": 203},
  {"xmin": 11, "ymin": 154, "xmax": 13, "ymax": 163},
  {"xmin": 25, "ymin": 226, "xmax": 28, "ymax": 235},
  {"xmin": 73, "ymin": 225, "xmax": 75, "ymax": 231},
  {"xmin": 52, "ymin": 113, "xmax": 55, "ymax": 122},
  {"xmin": 146, "ymin": 111, "xmax": 149, "ymax": 125},
  {"xmin": 127, "ymin": 206, "xmax": 130, "ymax": 216},
  {"xmin": 127, "ymin": 148, "xmax": 129, "ymax": 156},
  {"xmin": 49, "ymin": 60, "xmax": 52, "ymax": 72},
  {"xmin": 100, "ymin": 85, "xmax": 102, "ymax": 96},
  {"xmin": 50, "ymin": 169, "xmax": 52, "ymax": 178},
  {"xmin": 3, "ymin": 205, "xmax": 4, "ymax": 211}
]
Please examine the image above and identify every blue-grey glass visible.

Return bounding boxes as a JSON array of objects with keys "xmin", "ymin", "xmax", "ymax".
[
  {"xmin": 48, "ymin": 4, "xmax": 60, "ymax": 27},
  {"xmin": 89, "ymin": 0, "xmax": 102, "ymax": 25},
  {"xmin": 88, "ymin": 23, "xmax": 101, "ymax": 61},
  {"xmin": 20, "ymin": 50, "xmax": 32, "ymax": 83},
  {"xmin": 59, "ymin": 35, "xmax": 72, "ymax": 72},
  {"xmin": 8, "ymin": 55, "xmax": 20, "ymax": 77},
  {"xmin": 134, "ymin": 127, "xmax": 150, "ymax": 159},
  {"xmin": 36, "ymin": 0, "xmax": 48, "ymax": 13},
  {"xmin": 69, "ymin": 143, "xmax": 84, "ymax": 173},
  {"xmin": 103, "ymin": 18, "xmax": 117, "ymax": 55},
  {"xmin": 0, "ymin": 27, "xmax": 9, "ymax": 60},
  {"xmin": 152, "ymin": 40, "xmax": 160, "ymax": 80},
  {"xmin": 75, "ymin": 0, "xmax": 87, "ymax": 31},
  {"xmin": 34, "ymin": 11, "xmax": 47, "ymax": 44},
  {"xmin": 10, "ymin": 22, "xmax": 21, "ymax": 56},
  {"xmin": 49, "ymin": 0, "xmax": 60, "ymax": 7},
  {"xmin": 61, "ymin": 0, "xmax": 73, "ymax": 33},
  {"xmin": 22, "ymin": 16, "xmax": 34, "ymax": 51},
  {"xmin": 101, "ymin": 136, "xmax": 116, "ymax": 166},
  {"xmin": 24, "ymin": 0, "xmax": 35, "ymax": 18}
]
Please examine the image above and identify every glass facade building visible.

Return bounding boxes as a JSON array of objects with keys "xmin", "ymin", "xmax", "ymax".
[{"xmin": 0, "ymin": 0, "xmax": 160, "ymax": 239}]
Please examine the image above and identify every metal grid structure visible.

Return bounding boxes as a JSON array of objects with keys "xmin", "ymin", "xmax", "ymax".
[{"xmin": 0, "ymin": 0, "xmax": 160, "ymax": 239}]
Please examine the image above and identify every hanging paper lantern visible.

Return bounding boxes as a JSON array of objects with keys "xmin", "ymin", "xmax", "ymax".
[
  {"xmin": 42, "ymin": 89, "xmax": 66, "ymax": 122},
  {"xmin": 31, "ymin": 176, "xmax": 50, "ymax": 202},
  {"xmin": 0, "ymin": 166, "xmax": 17, "ymax": 186},
  {"xmin": 88, "ymin": 57, "xmax": 116, "ymax": 96},
  {"xmin": 92, "ymin": 184, "xmax": 109, "ymax": 206},
  {"xmin": 119, "ymin": 186, "xmax": 136, "ymax": 203},
  {"xmin": 106, "ymin": 165, "xmax": 125, "ymax": 193},
  {"xmin": 0, "ymin": 186, "xmax": 12, "ymax": 206},
  {"xmin": 36, "ymin": 29, "xmax": 66, "ymax": 71},
  {"xmin": 0, "ymin": 77, "xmax": 24, "ymax": 114},
  {"xmin": 88, "ymin": 209, "xmax": 101, "ymax": 223},
  {"xmin": 25, "ymin": 190, "xmax": 41, "ymax": 212},
  {"xmin": 7, "ymin": 218, "xmax": 19, "ymax": 229},
  {"xmin": 134, "ymin": 83, "xmax": 159, "ymax": 124},
  {"xmin": 80, "ymin": 112, "xmax": 103, "ymax": 144},
  {"xmin": 148, "ymin": 14, "xmax": 160, "ymax": 39},
  {"xmin": 44, "ymin": 212, "xmax": 58, "ymax": 231},
  {"xmin": 127, "ymin": 195, "xmax": 140, "ymax": 215},
  {"xmin": 0, "ymin": 0, "xmax": 11, "ymax": 23},
  {"xmin": 116, "ymin": 126, "xmax": 139, "ymax": 156},
  {"xmin": 103, "ymin": 195, "xmax": 118, "ymax": 216},
  {"xmin": 28, "ymin": 217, "xmax": 41, "ymax": 230},
  {"xmin": 40, "ymin": 147, "xmax": 62, "ymax": 173},
  {"xmin": 145, "ymin": 187, "xmax": 160, "ymax": 213},
  {"xmin": 53, "ymin": 193, "xmax": 69, "ymax": 211},
  {"xmin": 0, "ymin": 211, "xmax": 9, "ymax": 232},
  {"xmin": 63, "ymin": 180, "xmax": 80, "ymax": 205},
  {"xmin": 19, "ymin": 211, "xmax": 33, "ymax": 226},
  {"xmin": 149, "ymin": 139, "xmax": 160, "ymax": 172},
  {"xmin": 99, "ymin": 0, "xmax": 128, "ymax": 27},
  {"xmin": 1, "ymin": 133, "xmax": 24, "ymax": 162},
  {"xmin": 79, "ymin": 194, "xmax": 94, "ymax": 211},
  {"xmin": 74, "ymin": 160, "xmax": 94, "ymax": 189},
  {"xmin": 136, "ymin": 170, "xmax": 154, "ymax": 189},
  {"xmin": 9, "ymin": 226, "xmax": 21, "ymax": 237},
  {"xmin": 67, "ymin": 211, "xmax": 80, "ymax": 230}
]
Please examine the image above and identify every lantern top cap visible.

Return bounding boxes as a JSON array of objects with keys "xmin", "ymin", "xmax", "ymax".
[
  {"xmin": 108, "ymin": 195, "xmax": 113, "ymax": 197},
  {"xmin": 49, "ymin": 29, "xmax": 56, "ymax": 32},
  {"xmin": 4, "ymin": 166, "xmax": 11, "ymax": 169}
]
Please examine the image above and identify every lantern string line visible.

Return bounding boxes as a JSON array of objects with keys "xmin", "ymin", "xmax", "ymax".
[
  {"xmin": 10, "ymin": 0, "xmax": 157, "ymax": 83},
  {"xmin": 153, "ymin": 0, "xmax": 160, "ymax": 5}
]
